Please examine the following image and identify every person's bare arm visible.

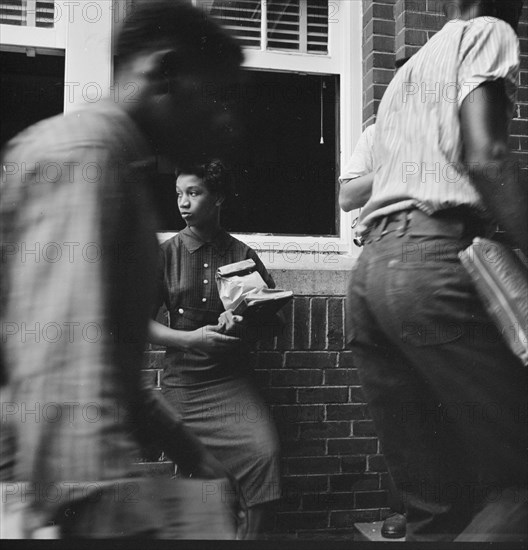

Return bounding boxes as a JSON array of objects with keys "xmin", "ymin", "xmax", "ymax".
[
  {"xmin": 148, "ymin": 318, "xmax": 240, "ymax": 353},
  {"xmin": 460, "ymin": 80, "xmax": 528, "ymax": 254},
  {"xmin": 339, "ymin": 173, "xmax": 374, "ymax": 212}
]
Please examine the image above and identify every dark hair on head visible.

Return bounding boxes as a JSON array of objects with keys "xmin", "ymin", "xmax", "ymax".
[
  {"xmin": 177, "ymin": 160, "xmax": 233, "ymax": 201},
  {"xmin": 116, "ymin": 0, "xmax": 243, "ymax": 74},
  {"xmin": 482, "ymin": 0, "xmax": 524, "ymax": 31}
]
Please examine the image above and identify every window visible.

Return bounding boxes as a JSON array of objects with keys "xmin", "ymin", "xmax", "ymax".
[
  {"xmin": 0, "ymin": 0, "xmax": 55, "ymax": 28},
  {"xmin": 0, "ymin": 50, "xmax": 64, "ymax": 147},
  {"xmin": 166, "ymin": 0, "xmax": 364, "ymax": 254},
  {"xmin": 200, "ymin": 0, "xmax": 329, "ymax": 54}
]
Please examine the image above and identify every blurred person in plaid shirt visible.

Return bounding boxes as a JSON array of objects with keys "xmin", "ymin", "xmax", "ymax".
[{"xmin": 0, "ymin": 0, "xmax": 245, "ymax": 539}]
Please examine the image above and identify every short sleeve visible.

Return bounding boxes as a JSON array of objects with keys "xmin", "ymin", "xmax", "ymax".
[
  {"xmin": 339, "ymin": 124, "xmax": 376, "ymax": 181},
  {"xmin": 457, "ymin": 17, "xmax": 519, "ymax": 108},
  {"xmin": 152, "ymin": 245, "xmax": 168, "ymax": 317},
  {"xmin": 247, "ymin": 248, "xmax": 275, "ymax": 289}
]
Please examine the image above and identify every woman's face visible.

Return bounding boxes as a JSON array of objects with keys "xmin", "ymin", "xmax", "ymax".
[{"xmin": 176, "ymin": 173, "xmax": 221, "ymax": 228}]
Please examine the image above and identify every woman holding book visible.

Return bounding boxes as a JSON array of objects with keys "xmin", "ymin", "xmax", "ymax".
[{"xmin": 148, "ymin": 160, "xmax": 281, "ymax": 539}]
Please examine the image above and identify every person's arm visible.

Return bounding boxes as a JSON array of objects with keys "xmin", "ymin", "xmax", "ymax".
[
  {"xmin": 339, "ymin": 172, "xmax": 374, "ymax": 212},
  {"xmin": 460, "ymin": 79, "xmax": 528, "ymax": 254},
  {"xmin": 148, "ymin": 318, "xmax": 240, "ymax": 353}
]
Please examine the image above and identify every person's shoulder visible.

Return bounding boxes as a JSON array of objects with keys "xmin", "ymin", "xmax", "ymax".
[
  {"xmin": 2, "ymin": 112, "xmax": 65, "ymax": 158},
  {"xmin": 222, "ymin": 232, "xmax": 259, "ymax": 258},
  {"xmin": 223, "ymin": 232, "xmax": 247, "ymax": 250},
  {"xmin": 160, "ymin": 234, "xmax": 180, "ymax": 253},
  {"xmin": 464, "ymin": 16, "xmax": 518, "ymax": 43},
  {"xmin": 3, "ymin": 104, "xmax": 123, "ymax": 159}
]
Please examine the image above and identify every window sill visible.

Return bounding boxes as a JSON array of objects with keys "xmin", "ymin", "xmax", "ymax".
[{"xmin": 265, "ymin": 251, "xmax": 357, "ymax": 296}]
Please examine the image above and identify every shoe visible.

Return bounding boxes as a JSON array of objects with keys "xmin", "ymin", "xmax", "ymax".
[{"xmin": 381, "ymin": 512, "xmax": 406, "ymax": 539}]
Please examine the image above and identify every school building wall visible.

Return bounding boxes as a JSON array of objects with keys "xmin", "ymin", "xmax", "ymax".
[{"xmin": 141, "ymin": 1, "xmax": 528, "ymax": 537}]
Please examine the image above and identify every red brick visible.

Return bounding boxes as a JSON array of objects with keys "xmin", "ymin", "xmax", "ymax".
[
  {"xmin": 302, "ymin": 491, "xmax": 342, "ymax": 511},
  {"xmin": 275, "ymin": 420, "xmax": 299, "ymax": 440},
  {"xmin": 285, "ymin": 351, "xmax": 337, "ymax": 369},
  {"xmin": 299, "ymin": 421, "xmax": 351, "ymax": 439},
  {"xmin": 368, "ymin": 454, "xmax": 389, "ymax": 473},
  {"xmin": 329, "ymin": 473, "xmax": 380, "ymax": 493},
  {"xmin": 350, "ymin": 386, "xmax": 367, "ymax": 404},
  {"xmin": 287, "ymin": 456, "xmax": 340, "ymax": 475},
  {"xmin": 355, "ymin": 490, "xmax": 389, "ymax": 509},
  {"xmin": 329, "ymin": 509, "xmax": 381, "ymax": 528},
  {"xmin": 256, "ymin": 351, "xmax": 283, "ymax": 369},
  {"xmin": 281, "ymin": 438, "xmax": 326, "ymax": 457},
  {"xmin": 338, "ymin": 352, "xmax": 356, "ymax": 368},
  {"xmin": 327, "ymin": 298, "xmax": 344, "ymax": 350},
  {"xmin": 282, "ymin": 475, "xmax": 329, "ymax": 494},
  {"xmin": 327, "ymin": 404, "xmax": 367, "ymax": 421},
  {"xmin": 403, "ymin": 10, "xmax": 443, "ymax": 31},
  {"xmin": 328, "ymin": 438, "xmax": 378, "ymax": 456},
  {"xmin": 324, "ymin": 368, "xmax": 358, "ymax": 386},
  {"xmin": 260, "ymin": 387, "xmax": 296, "ymax": 404},
  {"xmin": 271, "ymin": 369, "xmax": 323, "ymax": 386},
  {"xmin": 277, "ymin": 491, "xmax": 301, "ymax": 512},
  {"xmin": 310, "ymin": 297, "xmax": 326, "ymax": 350},
  {"xmin": 293, "ymin": 297, "xmax": 310, "ymax": 349},
  {"xmin": 276, "ymin": 299, "xmax": 293, "ymax": 350},
  {"xmin": 365, "ymin": 51, "xmax": 395, "ymax": 71},
  {"xmin": 404, "ymin": 28, "xmax": 428, "ymax": 46},
  {"xmin": 365, "ymin": 83, "xmax": 389, "ymax": 104},
  {"xmin": 341, "ymin": 455, "xmax": 368, "ymax": 473},
  {"xmin": 353, "ymin": 420, "xmax": 378, "ymax": 436},
  {"xmin": 298, "ymin": 387, "xmax": 348, "ymax": 404},
  {"xmin": 272, "ymin": 404, "xmax": 325, "ymax": 423}
]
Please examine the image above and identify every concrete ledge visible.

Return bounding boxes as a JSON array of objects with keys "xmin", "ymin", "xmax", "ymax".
[
  {"xmin": 355, "ymin": 521, "xmax": 405, "ymax": 542},
  {"xmin": 265, "ymin": 253, "xmax": 357, "ymax": 295},
  {"xmin": 270, "ymin": 268, "xmax": 351, "ymax": 296}
]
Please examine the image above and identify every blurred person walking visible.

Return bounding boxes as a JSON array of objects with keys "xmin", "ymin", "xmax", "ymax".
[
  {"xmin": 1, "ymin": 0, "xmax": 245, "ymax": 539},
  {"xmin": 339, "ymin": 58, "xmax": 410, "ymax": 541},
  {"xmin": 346, "ymin": 0, "xmax": 527, "ymax": 542}
]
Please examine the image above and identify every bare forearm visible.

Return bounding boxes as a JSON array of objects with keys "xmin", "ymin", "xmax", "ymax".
[
  {"xmin": 460, "ymin": 81, "xmax": 528, "ymax": 253},
  {"xmin": 148, "ymin": 319, "xmax": 190, "ymax": 350},
  {"xmin": 339, "ymin": 173, "xmax": 374, "ymax": 212},
  {"xmin": 469, "ymin": 155, "xmax": 528, "ymax": 253}
]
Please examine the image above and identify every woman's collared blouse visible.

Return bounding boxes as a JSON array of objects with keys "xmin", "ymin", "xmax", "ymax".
[{"xmin": 156, "ymin": 227, "xmax": 275, "ymax": 384}]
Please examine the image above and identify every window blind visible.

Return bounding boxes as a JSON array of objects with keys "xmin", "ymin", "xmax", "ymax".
[
  {"xmin": 203, "ymin": 0, "xmax": 328, "ymax": 54},
  {"xmin": 0, "ymin": 0, "xmax": 54, "ymax": 28}
]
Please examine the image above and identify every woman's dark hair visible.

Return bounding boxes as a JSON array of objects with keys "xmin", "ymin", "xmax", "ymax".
[{"xmin": 177, "ymin": 160, "xmax": 234, "ymax": 201}]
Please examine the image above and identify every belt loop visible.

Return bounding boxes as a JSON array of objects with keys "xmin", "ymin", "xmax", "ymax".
[
  {"xmin": 396, "ymin": 210, "xmax": 410, "ymax": 237},
  {"xmin": 375, "ymin": 216, "xmax": 390, "ymax": 241}
]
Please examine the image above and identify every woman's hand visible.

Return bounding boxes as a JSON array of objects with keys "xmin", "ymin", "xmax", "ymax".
[
  {"xmin": 217, "ymin": 310, "xmax": 244, "ymax": 335},
  {"xmin": 185, "ymin": 324, "xmax": 241, "ymax": 355}
]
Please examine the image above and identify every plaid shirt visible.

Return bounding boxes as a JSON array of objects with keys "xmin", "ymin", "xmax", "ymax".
[{"xmin": 0, "ymin": 102, "xmax": 193, "ymax": 530}]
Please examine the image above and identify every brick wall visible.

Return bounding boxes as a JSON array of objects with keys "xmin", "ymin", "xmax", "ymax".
[
  {"xmin": 142, "ymin": 278, "xmax": 391, "ymax": 537},
  {"xmin": 141, "ymin": 0, "xmax": 528, "ymax": 538}
]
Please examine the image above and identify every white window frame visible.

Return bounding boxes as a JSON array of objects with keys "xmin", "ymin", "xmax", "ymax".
[
  {"xmin": 0, "ymin": 1, "xmax": 113, "ymax": 115},
  {"xmin": 0, "ymin": 0, "xmax": 363, "ymax": 260},
  {"xmin": 161, "ymin": 0, "xmax": 363, "ymax": 257}
]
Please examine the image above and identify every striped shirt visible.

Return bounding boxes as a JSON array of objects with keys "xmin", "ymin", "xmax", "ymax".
[
  {"xmin": 340, "ymin": 123, "xmax": 376, "ymax": 181},
  {"xmin": 157, "ymin": 228, "xmax": 274, "ymax": 385},
  {"xmin": 358, "ymin": 16, "xmax": 520, "ymax": 235}
]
